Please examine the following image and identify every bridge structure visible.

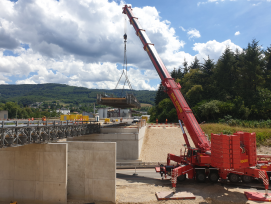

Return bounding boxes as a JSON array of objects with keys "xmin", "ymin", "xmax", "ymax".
[{"xmin": 0, "ymin": 120, "xmax": 100, "ymax": 148}]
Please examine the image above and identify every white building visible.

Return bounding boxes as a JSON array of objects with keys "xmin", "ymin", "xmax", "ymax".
[{"xmin": 56, "ymin": 108, "xmax": 70, "ymax": 115}]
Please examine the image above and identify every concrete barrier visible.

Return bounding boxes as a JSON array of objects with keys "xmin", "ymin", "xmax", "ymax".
[
  {"xmin": 67, "ymin": 126, "xmax": 146, "ymax": 160},
  {"xmin": 63, "ymin": 141, "xmax": 116, "ymax": 202},
  {"xmin": 0, "ymin": 143, "xmax": 67, "ymax": 204}
]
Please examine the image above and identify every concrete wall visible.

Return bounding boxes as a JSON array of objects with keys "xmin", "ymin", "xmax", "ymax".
[
  {"xmin": 68, "ymin": 126, "xmax": 146, "ymax": 161},
  {"xmin": 65, "ymin": 141, "xmax": 116, "ymax": 202},
  {"xmin": 0, "ymin": 143, "xmax": 67, "ymax": 204}
]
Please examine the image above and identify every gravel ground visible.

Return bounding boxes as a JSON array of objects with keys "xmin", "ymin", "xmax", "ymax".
[
  {"xmin": 140, "ymin": 127, "xmax": 194, "ymax": 162},
  {"xmin": 116, "ymin": 178, "xmax": 267, "ymax": 204}
]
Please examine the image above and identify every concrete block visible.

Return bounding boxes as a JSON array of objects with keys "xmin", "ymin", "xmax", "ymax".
[
  {"xmin": 14, "ymin": 151, "xmax": 38, "ymax": 181},
  {"xmin": 93, "ymin": 142, "xmax": 116, "ymax": 151},
  {"xmin": 0, "ymin": 180, "xmax": 13, "ymax": 202},
  {"xmin": 85, "ymin": 150, "xmax": 94, "ymax": 180},
  {"xmin": 92, "ymin": 179, "xmax": 115, "ymax": 202},
  {"xmin": 45, "ymin": 143, "xmax": 67, "ymax": 152},
  {"xmin": 0, "ymin": 151, "xmax": 14, "ymax": 180},
  {"xmin": 43, "ymin": 182, "xmax": 67, "ymax": 204},
  {"xmin": 43, "ymin": 152, "xmax": 66, "ymax": 183},
  {"xmin": 0, "ymin": 143, "xmax": 68, "ymax": 204},
  {"xmin": 85, "ymin": 179, "xmax": 93, "ymax": 201},
  {"xmin": 93, "ymin": 151, "xmax": 115, "ymax": 180},
  {"xmin": 13, "ymin": 180, "xmax": 36, "ymax": 202},
  {"xmin": 68, "ymin": 150, "xmax": 85, "ymax": 172},
  {"xmin": 35, "ymin": 181, "xmax": 43, "ymax": 201},
  {"xmin": 67, "ymin": 173, "xmax": 85, "ymax": 199}
]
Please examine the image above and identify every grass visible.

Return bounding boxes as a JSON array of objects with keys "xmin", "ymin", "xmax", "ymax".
[{"xmin": 200, "ymin": 123, "xmax": 271, "ymax": 146}]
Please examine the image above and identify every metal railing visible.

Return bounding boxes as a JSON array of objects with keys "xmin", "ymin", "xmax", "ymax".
[{"xmin": 0, "ymin": 120, "xmax": 100, "ymax": 148}]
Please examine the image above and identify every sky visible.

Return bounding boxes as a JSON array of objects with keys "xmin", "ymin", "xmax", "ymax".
[{"xmin": 0, "ymin": 0, "xmax": 270, "ymax": 90}]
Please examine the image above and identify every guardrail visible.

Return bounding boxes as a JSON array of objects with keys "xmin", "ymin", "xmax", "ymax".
[{"xmin": 0, "ymin": 120, "xmax": 100, "ymax": 148}]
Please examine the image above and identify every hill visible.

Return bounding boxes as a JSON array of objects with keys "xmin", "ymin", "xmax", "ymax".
[{"xmin": 0, "ymin": 83, "xmax": 156, "ymax": 106}]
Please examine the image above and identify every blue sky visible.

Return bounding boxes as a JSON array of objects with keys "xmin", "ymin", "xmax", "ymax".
[
  {"xmin": 0, "ymin": 0, "xmax": 270, "ymax": 90},
  {"xmin": 125, "ymin": 0, "xmax": 271, "ymax": 52}
]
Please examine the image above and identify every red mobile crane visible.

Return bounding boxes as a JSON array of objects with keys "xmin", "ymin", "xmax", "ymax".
[{"xmin": 122, "ymin": 4, "xmax": 271, "ymax": 196}]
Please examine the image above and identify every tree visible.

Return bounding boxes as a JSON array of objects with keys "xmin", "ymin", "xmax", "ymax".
[
  {"xmin": 154, "ymin": 83, "xmax": 168, "ymax": 105},
  {"xmin": 189, "ymin": 56, "xmax": 201, "ymax": 70},
  {"xmin": 214, "ymin": 47, "xmax": 237, "ymax": 101},
  {"xmin": 183, "ymin": 58, "xmax": 189, "ymax": 74},
  {"xmin": 238, "ymin": 39, "xmax": 265, "ymax": 106},
  {"xmin": 264, "ymin": 45, "xmax": 271, "ymax": 90}
]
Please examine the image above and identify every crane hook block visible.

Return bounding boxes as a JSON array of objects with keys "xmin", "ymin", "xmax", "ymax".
[{"xmin": 123, "ymin": 33, "xmax": 127, "ymax": 40}]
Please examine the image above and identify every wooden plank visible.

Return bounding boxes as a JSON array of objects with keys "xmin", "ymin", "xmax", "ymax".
[{"xmin": 155, "ymin": 191, "xmax": 196, "ymax": 200}]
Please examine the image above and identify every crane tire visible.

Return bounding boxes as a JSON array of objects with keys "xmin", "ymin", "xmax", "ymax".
[
  {"xmin": 229, "ymin": 173, "xmax": 239, "ymax": 183},
  {"xmin": 177, "ymin": 174, "xmax": 186, "ymax": 182},
  {"xmin": 209, "ymin": 172, "xmax": 219, "ymax": 183},
  {"xmin": 196, "ymin": 171, "xmax": 206, "ymax": 183},
  {"xmin": 242, "ymin": 175, "xmax": 252, "ymax": 183}
]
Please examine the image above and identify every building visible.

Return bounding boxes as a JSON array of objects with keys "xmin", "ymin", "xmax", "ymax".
[
  {"xmin": 56, "ymin": 108, "xmax": 70, "ymax": 115},
  {"xmin": 0, "ymin": 110, "xmax": 8, "ymax": 120}
]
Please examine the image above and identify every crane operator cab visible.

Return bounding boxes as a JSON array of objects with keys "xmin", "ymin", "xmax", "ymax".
[{"xmin": 184, "ymin": 147, "xmax": 200, "ymax": 164}]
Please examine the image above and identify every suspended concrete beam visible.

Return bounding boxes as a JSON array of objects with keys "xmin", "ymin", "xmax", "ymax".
[{"xmin": 97, "ymin": 93, "xmax": 141, "ymax": 109}]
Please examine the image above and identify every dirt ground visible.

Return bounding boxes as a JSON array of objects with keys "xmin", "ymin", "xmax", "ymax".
[
  {"xmin": 140, "ymin": 126, "xmax": 194, "ymax": 162},
  {"xmin": 116, "ymin": 177, "xmax": 271, "ymax": 204}
]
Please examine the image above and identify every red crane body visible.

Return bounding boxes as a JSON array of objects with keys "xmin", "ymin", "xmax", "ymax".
[
  {"xmin": 123, "ymin": 5, "xmax": 210, "ymax": 152},
  {"xmin": 122, "ymin": 5, "xmax": 271, "ymax": 194}
]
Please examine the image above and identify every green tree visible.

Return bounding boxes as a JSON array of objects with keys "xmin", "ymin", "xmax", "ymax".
[
  {"xmin": 189, "ymin": 56, "xmax": 201, "ymax": 70},
  {"xmin": 214, "ymin": 47, "xmax": 237, "ymax": 101},
  {"xmin": 238, "ymin": 39, "xmax": 265, "ymax": 105}
]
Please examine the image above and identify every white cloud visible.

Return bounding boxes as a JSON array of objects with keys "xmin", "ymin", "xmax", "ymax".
[
  {"xmin": 0, "ymin": 0, "xmax": 243, "ymax": 91},
  {"xmin": 187, "ymin": 29, "xmax": 201, "ymax": 39},
  {"xmin": 193, "ymin": 39, "xmax": 242, "ymax": 62},
  {"xmin": 197, "ymin": 0, "xmax": 233, "ymax": 6},
  {"xmin": 235, "ymin": 31, "xmax": 240, "ymax": 35},
  {"xmin": 252, "ymin": 2, "xmax": 261, "ymax": 6},
  {"xmin": 180, "ymin": 26, "xmax": 186, "ymax": 31}
]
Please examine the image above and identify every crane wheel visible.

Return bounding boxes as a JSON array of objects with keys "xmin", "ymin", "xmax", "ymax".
[
  {"xmin": 196, "ymin": 171, "xmax": 206, "ymax": 183},
  {"xmin": 242, "ymin": 175, "xmax": 252, "ymax": 183},
  {"xmin": 209, "ymin": 172, "xmax": 219, "ymax": 183},
  {"xmin": 229, "ymin": 173, "xmax": 239, "ymax": 183},
  {"xmin": 177, "ymin": 174, "xmax": 186, "ymax": 182}
]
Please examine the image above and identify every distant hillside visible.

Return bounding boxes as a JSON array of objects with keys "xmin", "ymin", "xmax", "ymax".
[{"xmin": 0, "ymin": 83, "xmax": 156, "ymax": 105}]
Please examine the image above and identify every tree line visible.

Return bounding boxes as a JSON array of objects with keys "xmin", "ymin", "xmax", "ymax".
[{"xmin": 149, "ymin": 39, "xmax": 271, "ymax": 123}]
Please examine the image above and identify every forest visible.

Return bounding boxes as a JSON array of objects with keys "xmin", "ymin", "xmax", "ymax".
[
  {"xmin": 0, "ymin": 84, "xmax": 156, "ymax": 119},
  {"xmin": 149, "ymin": 40, "xmax": 271, "ymax": 123}
]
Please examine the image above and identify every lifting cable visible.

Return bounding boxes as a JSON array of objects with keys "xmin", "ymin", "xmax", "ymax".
[{"xmin": 115, "ymin": 16, "xmax": 134, "ymax": 96}]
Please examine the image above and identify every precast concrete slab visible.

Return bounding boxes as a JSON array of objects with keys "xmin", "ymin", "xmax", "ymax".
[
  {"xmin": 0, "ymin": 143, "xmax": 67, "ymax": 204},
  {"xmin": 97, "ymin": 93, "xmax": 140, "ymax": 109},
  {"xmin": 60, "ymin": 141, "xmax": 116, "ymax": 203}
]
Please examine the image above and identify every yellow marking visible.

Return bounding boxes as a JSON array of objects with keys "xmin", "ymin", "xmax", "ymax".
[
  {"xmin": 138, "ymin": 31, "xmax": 141, "ymax": 37},
  {"xmin": 262, "ymin": 166, "xmax": 268, "ymax": 168},
  {"xmin": 240, "ymin": 159, "xmax": 248, "ymax": 163},
  {"xmin": 145, "ymin": 46, "xmax": 149, "ymax": 52},
  {"xmin": 171, "ymin": 93, "xmax": 183, "ymax": 113}
]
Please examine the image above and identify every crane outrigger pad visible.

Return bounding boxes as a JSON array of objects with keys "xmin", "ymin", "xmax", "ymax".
[
  {"xmin": 245, "ymin": 192, "xmax": 271, "ymax": 202},
  {"xmin": 97, "ymin": 93, "xmax": 141, "ymax": 109},
  {"xmin": 155, "ymin": 191, "xmax": 195, "ymax": 200}
]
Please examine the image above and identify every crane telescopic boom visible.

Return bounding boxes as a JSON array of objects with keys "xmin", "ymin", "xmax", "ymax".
[{"xmin": 122, "ymin": 5, "xmax": 210, "ymax": 151}]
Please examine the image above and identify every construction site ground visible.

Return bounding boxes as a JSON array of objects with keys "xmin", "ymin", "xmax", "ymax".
[{"xmin": 4, "ymin": 125, "xmax": 271, "ymax": 204}]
